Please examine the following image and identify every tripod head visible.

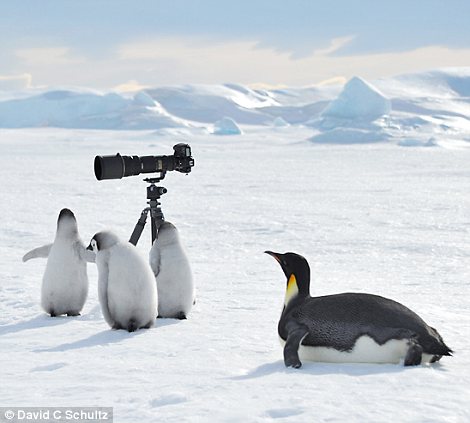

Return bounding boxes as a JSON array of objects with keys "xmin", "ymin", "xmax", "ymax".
[
  {"xmin": 129, "ymin": 173, "xmax": 168, "ymax": 246},
  {"xmin": 143, "ymin": 170, "xmax": 166, "ymax": 185},
  {"xmin": 144, "ymin": 174, "xmax": 168, "ymax": 201}
]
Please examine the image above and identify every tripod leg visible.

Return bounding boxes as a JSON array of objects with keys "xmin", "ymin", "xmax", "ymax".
[
  {"xmin": 150, "ymin": 215, "xmax": 165, "ymax": 245},
  {"xmin": 129, "ymin": 209, "xmax": 149, "ymax": 246}
]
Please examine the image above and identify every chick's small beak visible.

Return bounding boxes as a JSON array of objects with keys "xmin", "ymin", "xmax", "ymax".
[{"xmin": 86, "ymin": 244, "xmax": 93, "ymax": 251}]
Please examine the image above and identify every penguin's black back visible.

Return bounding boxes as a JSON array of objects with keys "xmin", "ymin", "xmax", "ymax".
[{"xmin": 280, "ymin": 292, "xmax": 452, "ymax": 356}]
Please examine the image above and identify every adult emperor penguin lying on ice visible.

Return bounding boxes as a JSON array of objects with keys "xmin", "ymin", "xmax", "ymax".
[{"xmin": 265, "ymin": 251, "xmax": 453, "ymax": 368}]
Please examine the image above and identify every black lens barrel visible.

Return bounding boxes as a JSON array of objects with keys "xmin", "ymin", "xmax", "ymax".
[{"xmin": 94, "ymin": 144, "xmax": 193, "ymax": 180}]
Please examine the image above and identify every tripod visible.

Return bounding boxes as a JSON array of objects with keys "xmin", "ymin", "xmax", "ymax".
[{"xmin": 129, "ymin": 172, "xmax": 167, "ymax": 246}]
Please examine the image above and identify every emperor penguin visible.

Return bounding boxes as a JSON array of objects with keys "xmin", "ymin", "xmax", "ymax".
[
  {"xmin": 265, "ymin": 251, "xmax": 453, "ymax": 368},
  {"xmin": 22, "ymin": 208, "xmax": 94, "ymax": 317},
  {"xmin": 88, "ymin": 230, "xmax": 157, "ymax": 332},
  {"xmin": 149, "ymin": 221, "xmax": 194, "ymax": 319}
]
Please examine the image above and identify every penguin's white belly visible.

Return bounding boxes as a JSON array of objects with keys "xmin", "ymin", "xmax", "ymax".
[{"xmin": 280, "ymin": 336, "xmax": 435, "ymax": 364}]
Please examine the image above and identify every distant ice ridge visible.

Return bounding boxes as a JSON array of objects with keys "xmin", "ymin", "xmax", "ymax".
[
  {"xmin": 212, "ymin": 117, "xmax": 242, "ymax": 135},
  {"xmin": 272, "ymin": 117, "xmax": 290, "ymax": 127},
  {"xmin": 321, "ymin": 77, "xmax": 391, "ymax": 121},
  {"xmin": 0, "ymin": 68, "xmax": 469, "ymax": 147},
  {"xmin": 0, "ymin": 89, "xmax": 185, "ymax": 130},
  {"xmin": 309, "ymin": 76, "xmax": 392, "ymax": 144}
]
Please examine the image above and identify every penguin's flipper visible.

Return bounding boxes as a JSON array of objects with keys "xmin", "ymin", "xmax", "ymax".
[
  {"xmin": 22, "ymin": 244, "xmax": 52, "ymax": 262},
  {"xmin": 149, "ymin": 246, "xmax": 161, "ymax": 277},
  {"xmin": 81, "ymin": 247, "xmax": 96, "ymax": 263},
  {"xmin": 74, "ymin": 242, "xmax": 96, "ymax": 263},
  {"xmin": 284, "ymin": 321, "xmax": 309, "ymax": 369},
  {"xmin": 404, "ymin": 337, "xmax": 423, "ymax": 366}
]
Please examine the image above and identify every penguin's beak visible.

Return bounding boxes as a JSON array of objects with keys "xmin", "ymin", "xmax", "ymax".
[
  {"xmin": 86, "ymin": 243, "xmax": 93, "ymax": 251},
  {"xmin": 265, "ymin": 251, "xmax": 281, "ymax": 263}
]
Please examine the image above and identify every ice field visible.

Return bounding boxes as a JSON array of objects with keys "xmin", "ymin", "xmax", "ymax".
[{"xmin": 1, "ymin": 69, "xmax": 470, "ymax": 422}]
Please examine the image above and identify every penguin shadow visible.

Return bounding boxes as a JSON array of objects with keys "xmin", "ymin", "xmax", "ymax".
[
  {"xmin": 155, "ymin": 318, "xmax": 183, "ymax": 328},
  {"xmin": 0, "ymin": 314, "xmax": 74, "ymax": 336},
  {"xmin": 34, "ymin": 328, "xmax": 148, "ymax": 353},
  {"xmin": 231, "ymin": 360, "xmax": 448, "ymax": 380}
]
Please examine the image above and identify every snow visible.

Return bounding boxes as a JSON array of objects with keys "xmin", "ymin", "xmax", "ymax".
[
  {"xmin": 1, "ymin": 124, "xmax": 469, "ymax": 422},
  {"xmin": 310, "ymin": 127, "xmax": 389, "ymax": 144}
]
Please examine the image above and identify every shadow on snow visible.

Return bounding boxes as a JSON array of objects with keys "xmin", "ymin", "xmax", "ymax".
[
  {"xmin": 0, "ymin": 314, "xmax": 74, "ymax": 336},
  {"xmin": 33, "ymin": 328, "xmax": 148, "ymax": 352},
  {"xmin": 231, "ymin": 359, "xmax": 447, "ymax": 380}
]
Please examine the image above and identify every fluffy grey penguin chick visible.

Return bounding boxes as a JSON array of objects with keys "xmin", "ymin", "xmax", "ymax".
[
  {"xmin": 88, "ymin": 230, "xmax": 157, "ymax": 332},
  {"xmin": 149, "ymin": 221, "xmax": 194, "ymax": 319},
  {"xmin": 22, "ymin": 208, "xmax": 94, "ymax": 317},
  {"xmin": 266, "ymin": 251, "xmax": 453, "ymax": 369}
]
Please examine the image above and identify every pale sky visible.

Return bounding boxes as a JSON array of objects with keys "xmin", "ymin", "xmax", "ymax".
[{"xmin": 1, "ymin": 0, "xmax": 470, "ymax": 90}]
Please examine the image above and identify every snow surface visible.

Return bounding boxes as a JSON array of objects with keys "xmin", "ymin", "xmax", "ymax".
[{"xmin": 1, "ymin": 125, "xmax": 469, "ymax": 422}]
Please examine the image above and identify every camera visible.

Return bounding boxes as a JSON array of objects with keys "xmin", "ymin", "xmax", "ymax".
[{"xmin": 94, "ymin": 143, "xmax": 194, "ymax": 180}]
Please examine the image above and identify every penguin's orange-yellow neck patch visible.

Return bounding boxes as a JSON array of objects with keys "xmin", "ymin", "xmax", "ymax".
[{"xmin": 284, "ymin": 274, "xmax": 299, "ymax": 306}]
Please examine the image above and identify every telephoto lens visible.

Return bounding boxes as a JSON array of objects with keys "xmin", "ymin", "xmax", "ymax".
[
  {"xmin": 94, "ymin": 154, "xmax": 141, "ymax": 180},
  {"xmin": 94, "ymin": 143, "xmax": 194, "ymax": 181}
]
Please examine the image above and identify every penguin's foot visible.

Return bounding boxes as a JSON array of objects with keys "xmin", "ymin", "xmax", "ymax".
[
  {"xmin": 430, "ymin": 355, "xmax": 442, "ymax": 363},
  {"xmin": 49, "ymin": 311, "xmax": 56, "ymax": 317},
  {"xmin": 66, "ymin": 311, "xmax": 80, "ymax": 317},
  {"xmin": 404, "ymin": 339, "xmax": 423, "ymax": 366},
  {"xmin": 176, "ymin": 312, "xmax": 187, "ymax": 320},
  {"xmin": 142, "ymin": 321, "xmax": 153, "ymax": 329},
  {"xmin": 283, "ymin": 324, "xmax": 308, "ymax": 369},
  {"xmin": 285, "ymin": 356, "xmax": 302, "ymax": 369},
  {"xmin": 127, "ymin": 318, "xmax": 138, "ymax": 332}
]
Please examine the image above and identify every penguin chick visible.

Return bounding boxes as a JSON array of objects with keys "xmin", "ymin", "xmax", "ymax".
[
  {"xmin": 22, "ymin": 208, "xmax": 94, "ymax": 317},
  {"xmin": 149, "ymin": 221, "xmax": 194, "ymax": 319},
  {"xmin": 265, "ymin": 251, "xmax": 453, "ymax": 369},
  {"xmin": 88, "ymin": 230, "xmax": 157, "ymax": 331}
]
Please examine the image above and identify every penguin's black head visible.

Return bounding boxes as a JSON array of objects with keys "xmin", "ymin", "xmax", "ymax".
[
  {"xmin": 87, "ymin": 231, "xmax": 120, "ymax": 252},
  {"xmin": 155, "ymin": 221, "xmax": 178, "ymax": 244},
  {"xmin": 58, "ymin": 208, "xmax": 75, "ymax": 221},
  {"xmin": 265, "ymin": 251, "xmax": 311, "ymax": 298},
  {"xmin": 56, "ymin": 208, "xmax": 78, "ymax": 237},
  {"xmin": 87, "ymin": 236, "xmax": 99, "ymax": 252}
]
